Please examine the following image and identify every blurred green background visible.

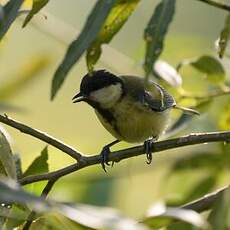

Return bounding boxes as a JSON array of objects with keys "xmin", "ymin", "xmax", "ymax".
[{"xmin": 0, "ymin": 0, "xmax": 229, "ymax": 219}]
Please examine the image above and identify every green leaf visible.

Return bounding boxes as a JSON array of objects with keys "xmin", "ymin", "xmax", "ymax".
[
  {"xmin": 2, "ymin": 204, "xmax": 30, "ymax": 230},
  {"xmin": 0, "ymin": 5, "xmax": 4, "ymax": 29},
  {"xmin": 13, "ymin": 154, "xmax": 23, "ymax": 180},
  {"xmin": 153, "ymin": 60, "xmax": 182, "ymax": 87},
  {"xmin": 0, "ymin": 179, "xmax": 46, "ymax": 207},
  {"xmin": 219, "ymin": 102, "xmax": 230, "ymax": 130},
  {"xmin": 144, "ymin": 0, "xmax": 175, "ymax": 80},
  {"xmin": 22, "ymin": 147, "xmax": 49, "ymax": 195},
  {"xmin": 0, "ymin": 0, "xmax": 24, "ymax": 40},
  {"xmin": 177, "ymin": 55, "xmax": 225, "ymax": 84},
  {"xmin": 22, "ymin": 0, "xmax": 49, "ymax": 28},
  {"xmin": 0, "ymin": 204, "xmax": 11, "ymax": 230},
  {"xmin": 86, "ymin": 0, "xmax": 140, "ymax": 71},
  {"xmin": 0, "ymin": 179, "xmax": 50, "ymax": 211},
  {"xmin": 218, "ymin": 13, "xmax": 230, "ymax": 58},
  {"xmin": 0, "ymin": 127, "xmax": 16, "ymax": 179},
  {"xmin": 191, "ymin": 56, "xmax": 225, "ymax": 83},
  {"xmin": 208, "ymin": 188, "xmax": 230, "ymax": 230},
  {"xmin": 23, "ymin": 146, "xmax": 49, "ymax": 177},
  {"xmin": 51, "ymin": 0, "xmax": 116, "ymax": 100},
  {"xmin": 0, "ymin": 179, "xmax": 148, "ymax": 230},
  {"xmin": 142, "ymin": 204, "xmax": 208, "ymax": 229}
]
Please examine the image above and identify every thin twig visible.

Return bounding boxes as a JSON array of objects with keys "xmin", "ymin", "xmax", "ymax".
[
  {"xmin": 182, "ymin": 185, "xmax": 230, "ymax": 212},
  {"xmin": 195, "ymin": 0, "xmax": 230, "ymax": 11},
  {"xmin": 179, "ymin": 89, "xmax": 230, "ymax": 100},
  {"xmin": 19, "ymin": 131, "xmax": 230, "ymax": 185},
  {"xmin": 41, "ymin": 179, "xmax": 58, "ymax": 198},
  {"xmin": 22, "ymin": 179, "xmax": 58, "ymax": 230},
  {"xmin": 0, "ymin": 114, "xmax": 82, "ymax": 161}
]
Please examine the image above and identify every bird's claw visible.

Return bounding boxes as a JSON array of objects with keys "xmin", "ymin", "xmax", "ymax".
[
  {"xmin": 144, "ymin": 140, "xmax": 153, "ymax": 164},
  {"xmin": 100, "ymin": 146, "xmax": 111, "ymax": 172}
]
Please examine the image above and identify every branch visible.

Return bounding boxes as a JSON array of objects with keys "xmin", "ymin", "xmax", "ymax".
[
  {"xmin": 182, "ymin": 185, "xmax": 230, "ymax": 212},
  {"xmin": 0, "ymin": 114, "xmax": 82, "ymax": 161},
  {"xmin": 19, "ymin": 131, "xmax": 230, "ymax": 185},
  {"xmin": 1, "ymin": 114, "xmax": 230, "ymax": 215},
  {"xmin": 179, "ymin": 88, "xmax": 230, "ymax": 100},
  {"xmin": 0, "ymin": 113, "xmax": 229, "ymax": 186},
  {"xmin": 195, "ymin": 0, "xmax": 230, "ymax": 11}
]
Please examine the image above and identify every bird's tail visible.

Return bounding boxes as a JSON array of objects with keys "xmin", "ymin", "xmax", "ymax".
[{"xmin": 173, "ymin": 105, "xmax": 200, "ymax": 115}]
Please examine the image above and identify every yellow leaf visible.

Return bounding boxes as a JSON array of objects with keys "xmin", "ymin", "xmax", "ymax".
[
  {"xmin": 0, "ymin": 0, "xmax": 32, "ymax": 8},
  {"xmin": 219, "ymin": 102, "xmax": 230, "ymax": 130},
  {"xmin": 22, "ymin": 0, "xmax": 32, "ymax": 9}
]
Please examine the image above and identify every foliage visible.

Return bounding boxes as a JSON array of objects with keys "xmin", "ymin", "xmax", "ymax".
[
  {"xmin": 144, "ymin": 0, "xmax": 175, "ymax": 81},
  {"xmin": 0, "ymin": 0, "xmax": 23, "ymax": 39},
  {"xmin": 0, "ymin": 0, "xmax": 230, "ymax": 229},
  {"xmin": 0, "ymin": 127, "xmax": 16, "ymax": 179},
  {"xmin": 217, "ymin": 13, "xmax": 230, "ymax": 58},
  {"xmin": 51, "ymin": 0, "xmax": 117, "ymax": 100},
  {"xmin": 86, "ymin": 0, "xmax": 140, "ymax": 71},
  {"xmin": 22, "ymin": 0, "xmax": 49, "ymax": 28}
]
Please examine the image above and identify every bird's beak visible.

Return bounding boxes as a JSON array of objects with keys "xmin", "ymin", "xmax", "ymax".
[{"xmin": 72, "ymin": 92, "xmax": 86, "ymax": 103}]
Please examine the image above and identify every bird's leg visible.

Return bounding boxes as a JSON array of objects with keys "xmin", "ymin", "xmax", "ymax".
[
  {"xmin": 144, "ymin": 137, "xmax": 157, "ymax": 164},
  {"xmin": 100, "ymin": 140, "xmax": 120, "ymax": 172}
]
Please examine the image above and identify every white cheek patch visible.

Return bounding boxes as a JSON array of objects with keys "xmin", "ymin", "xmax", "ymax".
[{"xmin": 90, "ymin": 83, "xmax": 122, "ymax": 108}]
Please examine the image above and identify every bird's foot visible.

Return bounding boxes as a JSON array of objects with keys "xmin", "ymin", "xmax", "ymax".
[
  {"xmin": 100, "ymin": 145, "xmax": 111, "ymax": 172},
  {"xmin": 144, "ymin": 139, "xmax": 153, "ymax": 164},
  {"xmin": 100, "ymin": 140, "xmax": 120, "ymax": 172}
]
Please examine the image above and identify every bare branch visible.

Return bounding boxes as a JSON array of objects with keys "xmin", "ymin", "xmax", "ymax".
[
  {"xmin": 19, "ymin": 131, "xmax": 230, "ymax": 185},
  {"xmin": 1, "ymin": 113, "xmax": 229, "ymax": 215},
  {"xmin": 0, "ymin": 114, "xmax": 82, "ymax": 161},
  {"xmin": 182, "ymin": 185, "xmax": 230, "ymax": 212},
  {"xmin": 179, "ymin": 88, "xmax": 230, "ymax": 100},
  {"xmin": 195, "ymin": 0, "xmax": 230, "ymax": 11}
]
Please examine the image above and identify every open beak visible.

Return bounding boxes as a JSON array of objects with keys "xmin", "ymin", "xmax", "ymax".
[{"xmin": 72, "ymin": 92, "xmax": 86, "ymax": 103}]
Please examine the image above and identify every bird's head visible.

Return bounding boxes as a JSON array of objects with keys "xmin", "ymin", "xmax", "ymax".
[{"xmin": 72, "ymin": 70, "xmax": 124, "ymax": 108}]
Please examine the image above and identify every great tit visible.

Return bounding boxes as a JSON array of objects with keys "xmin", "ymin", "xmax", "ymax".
[{"xmin": 73, "ymin": 70, "xmax": 198, "ymax": 171}]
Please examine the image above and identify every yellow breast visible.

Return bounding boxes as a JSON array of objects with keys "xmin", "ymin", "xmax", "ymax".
[{"xmin": 95, "ymin": 98, "xmax": 171, "ymax": 143}]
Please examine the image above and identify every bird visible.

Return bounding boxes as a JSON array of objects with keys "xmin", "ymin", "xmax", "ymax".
[{"xmin": 72, "ymin": 70, "xmax": 198, "ymax": 171}]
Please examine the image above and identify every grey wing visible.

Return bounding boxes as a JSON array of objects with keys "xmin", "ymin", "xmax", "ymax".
[
  {"xmin": 144, "ymin": 83, "xmax": 176, "ymax": 112},
  {"xmin": 120, "ymin": 75, "xmax": 176, "ymax": 112}
]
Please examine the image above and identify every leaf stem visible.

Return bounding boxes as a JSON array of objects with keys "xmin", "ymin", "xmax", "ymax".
[
  {"xmin": 179, "ymin": 88, "xmax": 230, "ymax": 100},
  {"xmin": 195, "ymin": 0, "xmax": 230, "ymax": 11}
]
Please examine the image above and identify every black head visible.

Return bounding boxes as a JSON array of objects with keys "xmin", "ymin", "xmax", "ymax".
[{"xmin": 72, "ymin": 70, "xmax": 123, "ymax": 103}]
